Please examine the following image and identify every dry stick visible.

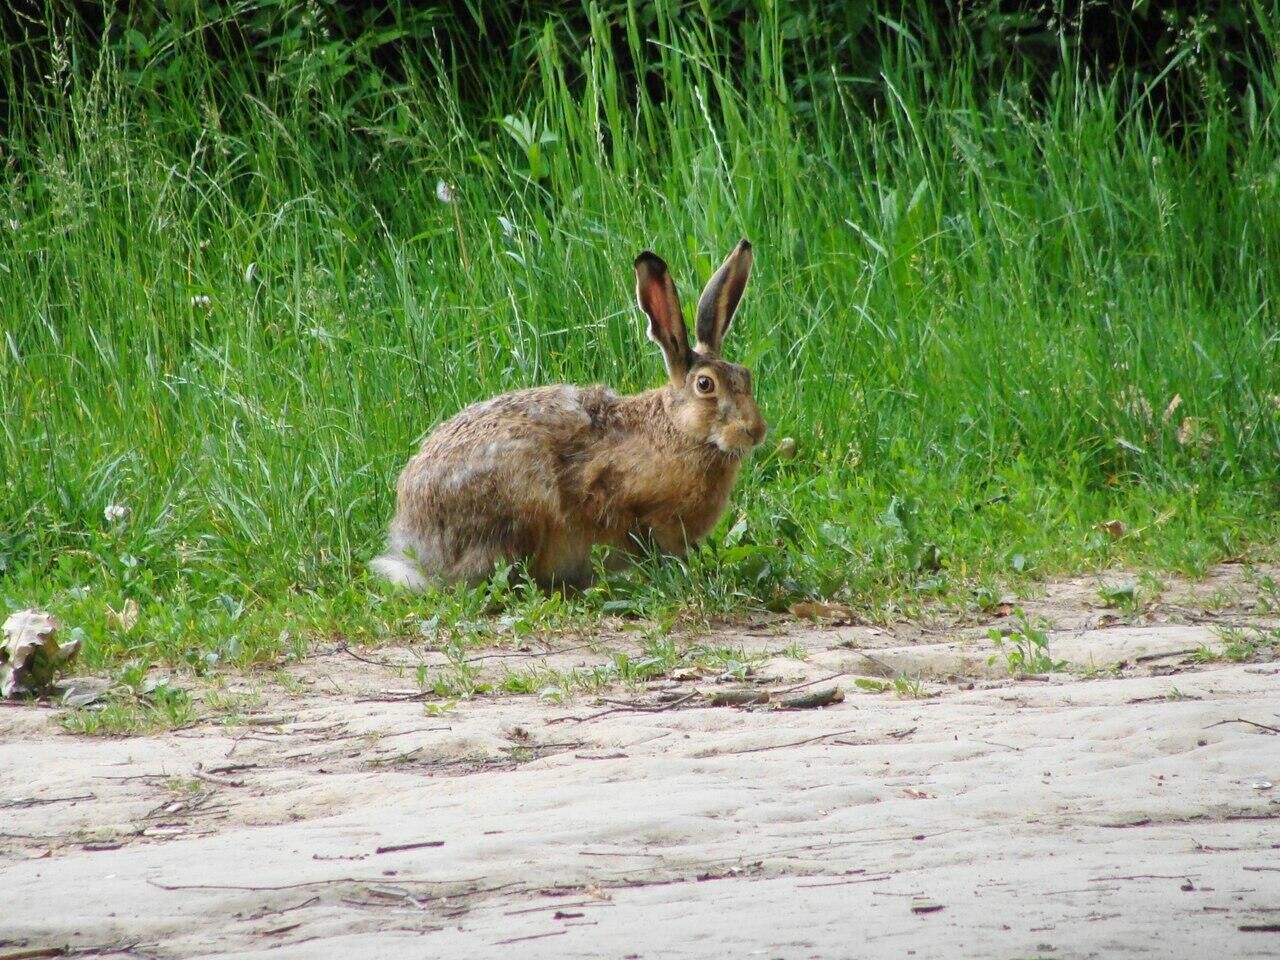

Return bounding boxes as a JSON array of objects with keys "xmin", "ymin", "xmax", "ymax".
[
  {"xmin": 775, "ymin": 672, "xmax": 846, "ymax": 695},
  {"xmin": 146, "ymin": 875, "xmax": 490, "ymax": 893},
  {"xmin": 493, "ymin": 930, "xmax": 568, "ymax": 946},
  {"xmin": 599, "ymin": 692, "xmax": 699, "ymax": 713},
  {"xmin": 1088, "ymin": 873, "xmax": 1195, "ymax": 882},
  {"xmin": 504, "ymin": 900, "xmax": 614, "ymax": 916},
  {"xmin": 340, "ymin": 644, "xmax": 400, "ymax": 669},
  {"xmin": 244, "ymin": 896, "xmax": 321, "ymax": 921},
  {"xmin": 466, "ymin": 641, "xmax": 600, "ymax": 663},
  {"xmin": 375, "ymin": 725, "xmax": 454, "ymax": 741},
  {"xmin": 551, "ymin": 691, "xmax": 699, "ymax": 724},
  {"xmin": 1203, "ymin": 718, "xmax": 1280, "ymax": 735},
  {"xmin": 0, "ymin": 793, "xmax": 95, "ymax": 808},
  {"xmin": 1134, "ymin": 648, "xmax": 1202, "ymax": 663},
  {"xmin": 193, "ymin": 765, "xmax": 245, "ymax": 788},
  {"xmin": 376, "ymin": 840, "xmax": 445, "ymax": 854},
  {"xmin": 0, "ymin": 949, "xmax": 68, "ymax": 960},
  {"xmin": 716, "ymin": 727, "xmax": 864, "ymax": 756}
]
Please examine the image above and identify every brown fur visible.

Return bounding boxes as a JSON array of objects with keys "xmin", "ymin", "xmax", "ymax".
[{"xmin": 371, "ymin": 242, "xmax": 765, "ymax": 590}]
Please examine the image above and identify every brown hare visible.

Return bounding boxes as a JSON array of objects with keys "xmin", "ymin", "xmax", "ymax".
[{"xmin": 371, "ymin": 239, "xmax": 766, "ymax": 589}]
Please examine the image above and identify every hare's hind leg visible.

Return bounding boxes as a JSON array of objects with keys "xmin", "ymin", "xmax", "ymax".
[{"xmin": 527, "ymin": 530, "xmax": 595, "ymax": 591}]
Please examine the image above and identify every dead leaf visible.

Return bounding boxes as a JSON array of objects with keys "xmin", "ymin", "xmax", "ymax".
[
  {"xmin": 789, "ymin": 601, "xmax": 857, "ymax": 624},
  {"xmin": 2, "ymin": 610, "xmax": 80, "ymax": 698},
  {"xmin": 1162, "ymin": 393, "xmax": 1183, "ymax": 424},
  {"xmin": 1177, "ymin": 417, "xmax": 1214, "ymax": 449},
  {"xmin": 1117, "ymin": 386, "xmax": 1153, "ymax": 423},
  {"xmin": 1099, "ymin": 519, "xmax": 1127, "ymax": 540},
  {"xmin": 903, "ymin": 787, "xmax": 935, "ymax": 800},
  {"xmin": 106, "ymin": 598, "xmax": 139, "ymax": 633}
]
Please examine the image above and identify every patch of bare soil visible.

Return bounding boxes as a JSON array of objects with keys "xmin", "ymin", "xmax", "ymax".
[{"xmin": 2, "ymin": 565, "xmax": 1278, "ymax": 959}]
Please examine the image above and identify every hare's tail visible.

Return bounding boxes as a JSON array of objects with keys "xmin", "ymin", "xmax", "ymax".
[{"xmin": 369, "ymin": 549, "xmax": 428, "ymax": 591}]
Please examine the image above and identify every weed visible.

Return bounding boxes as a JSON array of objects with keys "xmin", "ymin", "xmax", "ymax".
[
  {"xmin": 1097, "ymin": 582, "xmax": 1139, "ymax": 614},
  {"xmin": 854, "ymin": 673, "xmax": 933, "ymax": 698},
  {"xmin": 1214, "ymin": 626, "xmax": 1280, "ymax": 663},
  {"xmin": 987, "ymin": 610, "xmax": 1067, "ymax": 675}
]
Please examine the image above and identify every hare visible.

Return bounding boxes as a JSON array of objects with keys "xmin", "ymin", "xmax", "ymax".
[{"xmin": 371, "ymin": 239, "xmax": 765, "ymax": 590}]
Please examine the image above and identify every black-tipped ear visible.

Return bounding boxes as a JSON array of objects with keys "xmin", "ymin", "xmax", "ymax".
[
  {"xmin": 634, "ymin": 251, "xmax": 690, "ymax": 385},
  {"xmin": 694, "ymin": 239, "xmax": 753, "ymax": 357}
]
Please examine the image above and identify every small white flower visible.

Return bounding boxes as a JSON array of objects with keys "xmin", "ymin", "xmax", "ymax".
[
  {"xmin": 436, "ymin": 180, "xmax": 455, "ymax": 204},
  {"xmin": 104, "ymin": 504, "xmax": 129, "ymax": 523},
  {"xmin": 191, "ymin": 294, "xmax": 212, "ymax": 309}
]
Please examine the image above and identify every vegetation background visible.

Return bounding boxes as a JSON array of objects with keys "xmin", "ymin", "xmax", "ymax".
[{"xmin": 2, "ymin": 1, "xmax": 1278, "ymax": 678}]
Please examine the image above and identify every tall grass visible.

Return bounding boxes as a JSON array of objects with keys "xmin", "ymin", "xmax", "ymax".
[{"xmin": 3, "ymin": 4, "xmax": 1279, "ymax": 669}]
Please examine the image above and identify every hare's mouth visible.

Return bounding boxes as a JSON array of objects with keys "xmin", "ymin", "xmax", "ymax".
[{"xmin": 708, "ymin": 434, "xmax": 751, "ymax": 459}]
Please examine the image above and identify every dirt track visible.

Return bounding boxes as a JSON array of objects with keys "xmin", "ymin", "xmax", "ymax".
[{"xmin": 2, "ymin": 565, "xmax": 1278, "ymax": 959}]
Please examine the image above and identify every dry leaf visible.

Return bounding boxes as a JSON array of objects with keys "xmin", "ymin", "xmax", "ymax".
[
  {"xmin": 1117, "ymin": 385, "xmax": 1152, "ymax": 423},
  {"xmin": 1177, "ymin": 416, "xmax": 1214, "ymax": 449},
  {"xmin": 789, "ymin": 601, "xmax": 857, "ymax": 623},
  {"xmin": 106, "ymin": 598, "xmax": 139, "ymax": 633},
  {"xmin": 1, "ymin": 610, "xmax": 80, "ymax": 698},
  {"xmin": 1099, "ymin": 519, "xmax": 1127, "ymax": 540},
  {"xmin": 1162, "ymin": 393, "xmax": 1183, "ymax": 424},
  {"xmin": 903, "ymin": 787, "xmax": 935, "ymax": 800}
]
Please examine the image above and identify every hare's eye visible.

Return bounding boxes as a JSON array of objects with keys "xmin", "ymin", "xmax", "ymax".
[{"xmin": 695, "ymin": 375, "xmax": 715, "ymax": 394}]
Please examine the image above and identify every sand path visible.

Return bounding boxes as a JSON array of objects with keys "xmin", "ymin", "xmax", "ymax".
[{"xmin": 2, "ymin": 565, "xmax": 1277, "ymax": 958}]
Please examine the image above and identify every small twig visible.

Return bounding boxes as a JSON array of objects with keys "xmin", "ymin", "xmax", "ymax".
[
  {"xmin": 1134, "ymin": 648, "xmax": 1202, "ymax": 663},
  {"xmin": 243, "ymin": 896, "xmax": 321, "ymax": 921},
  {"xmin": 796, "ymin": 872, "xmax": 901, "ymax": 889},
  {"xmin": 1088, "ymin": 874, "xmax": 1195, "ymax": 882},
  {"xmin": 775, "ymin": 672, "xmax": 846, "ymax": 695},
  {"xmin": 203, "ymin": 762, "xmax": 258, "ymax": 775},
  {"xmin": 1203, "ymin": 718, "xmax": 1280, "ymax": 735},
  {"xmin": 492, "ymin": 930, "xmax": 567, "ymax": 946},
  {"xmin": 193, "ymin": 765, "xmax": 245, "ymax": 788},
  {"xmin": 600, "ymin": 692, "xmax": 699, "ymax": 713},
  {"xmin": 714, "ymin": 727, "xmax": 864, "ymax": 756},
  {"xmin": 340, "ymin": 644, "xmax": 401, "ymax": 669},
  {"xmin": 0, "ymin": 793, "xmax": 95, "ymax": 808},
  {"xmin": 376, "ymin": 840, "xmax": 445, "ymax": 854},
  {"xmin": 353, "ymin": 692, "xmax": 431, "ymax": 704},
  {"xmin": 0, "ymin": 949, "xmax": 67, "ymax": 960},
  {"xmin": 976, "ymin": 739, "xmax": 1021, "ymax": 751},
  {"xmin": 95, "ymin": 774, "xmax": 167, "ymax": 782},
  {"xmin": 146, "ymin": 875, "xmax": 487, "ymax": 893},
  {"xmin": 551, "ymin": 691, "xmax": 698, "ymax": 724},
  {"xmin": 375, "ymin": 726, "xmax": 453, "ymax": 741}
]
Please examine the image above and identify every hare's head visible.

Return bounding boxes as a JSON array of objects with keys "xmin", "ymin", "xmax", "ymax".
[{"xmin": 634, "ymin": 240, "xmax": 766, "ymax": 457}]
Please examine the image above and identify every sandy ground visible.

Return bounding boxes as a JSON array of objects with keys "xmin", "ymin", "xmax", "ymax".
[{"xmin": 2, "ymin": 564, "xmax": 1278, "ymax": 959}]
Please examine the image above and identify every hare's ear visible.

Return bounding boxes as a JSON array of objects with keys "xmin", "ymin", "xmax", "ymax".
[
  {"xmin": 634, "ymin": 251, "xmax": 690, "ymax": 385},
  {"xmin": 694, "ymin": 239, "xmax": 752, "ymax": 357}
]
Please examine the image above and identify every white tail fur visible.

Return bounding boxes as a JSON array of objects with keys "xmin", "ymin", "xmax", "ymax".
[{"xmin": 369, "ymin": 553, "xmax": 428, "ymax": 591}]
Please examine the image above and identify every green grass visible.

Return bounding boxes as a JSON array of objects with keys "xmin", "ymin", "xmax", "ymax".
[{"xmin": 3, "ymin": 4, "xmax": 1279, "ymax": 678}]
